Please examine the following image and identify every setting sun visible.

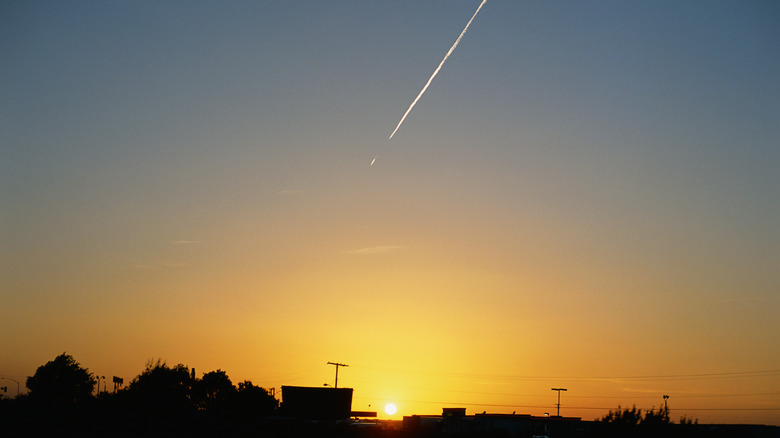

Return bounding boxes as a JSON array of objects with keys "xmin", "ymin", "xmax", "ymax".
[{"xmin": 384, "ymin": 403, "xmax": 397, "ymax": 416}]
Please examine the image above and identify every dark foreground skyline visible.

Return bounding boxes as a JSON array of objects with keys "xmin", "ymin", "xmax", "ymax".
[{"xmin": 2, "ymin": 352, "xmax": 778, "ymax": 436}]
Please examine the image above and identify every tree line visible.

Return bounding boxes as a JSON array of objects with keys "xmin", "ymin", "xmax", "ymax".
[{"xmin": 1, "ymin": 353, "xmax": 279, "ymax": 437}]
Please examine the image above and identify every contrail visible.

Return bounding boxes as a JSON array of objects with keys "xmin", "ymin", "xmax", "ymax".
[{"xmin": 388, "ymin": 0, "xmax": 487, "ymax": 140}]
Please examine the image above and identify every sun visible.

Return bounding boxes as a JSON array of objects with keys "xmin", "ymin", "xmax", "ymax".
[{"xmin": 384, "ymin": 403, "xmax": 398, "ymax": 415}]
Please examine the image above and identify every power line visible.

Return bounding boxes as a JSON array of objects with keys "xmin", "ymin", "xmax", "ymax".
[
  {"xmin": 671, "ymin": 408, "xmax": 780, "ymax": 412},
  {"xmin": 459, "ymin": 370, "xmax": 780, "ymax": 382},
  {"xmin": 354, "ymin": 397, "xmax": 780, "ymax": 413},
  {"xmin": 564, "ymin": 392, "xmax": 780, "ymax": 399},
  {"xmin": 347, "ymin": 375, "xmax": 780, "ymax": 401},
  {"xmin": 350, "ymin": 364, "xmax": 780, "ymax": 383}
]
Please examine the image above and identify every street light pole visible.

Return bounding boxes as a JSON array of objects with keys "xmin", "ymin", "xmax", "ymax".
[
  {"xmin": 663, "ymin": 394, "xmax": 670, "ymax": 418},
  {"xmin": 96, "ymin": 376, "xmax": 106, "ymax": 395},
  {"xmin": 1, "ymin": 377, "xmax": 20, "ymax": 398},
  {"xmin": 551, "ymin": 388, "xmax": 567, "ymax": 416}
]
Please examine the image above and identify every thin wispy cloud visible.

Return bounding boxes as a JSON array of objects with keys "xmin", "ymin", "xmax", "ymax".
[
  {"xmin": 278, "ymin": 189, "xmax": 303, "ymax": 196},
  {"xmin": 715, "ymin": 295, "xmax": 779, "ymax": 303},
  {"xmin": 133, "ymin": 263, "xmax": 186, "ymax": 270},
  {"xmin": 344, "ymin": 245, "xmax": 401, "ymax": 255}
]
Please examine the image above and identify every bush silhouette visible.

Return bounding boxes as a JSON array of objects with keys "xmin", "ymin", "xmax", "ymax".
[
  {"xmin": 26, "ymin": 353, "xmax": 95, "ymax": 407},
  {"xmin": 126, "ymin": 359, "xmax": 194, "ymax": 415}
]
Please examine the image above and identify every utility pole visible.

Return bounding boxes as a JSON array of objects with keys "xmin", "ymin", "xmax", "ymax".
[
  {"xmin": 551, "ymin": 388, "xmax": 567, "ymax": 416},
  {"xmin": 327, "ymin": 362, "xmax": 348, "ymax": 388}
]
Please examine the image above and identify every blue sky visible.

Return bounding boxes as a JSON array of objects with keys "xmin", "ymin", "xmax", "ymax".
[{"xmin": 2, "ymin": 0, "xmax": 779, "ymax": 424}]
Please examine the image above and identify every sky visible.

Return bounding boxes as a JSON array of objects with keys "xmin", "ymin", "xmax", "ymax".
[{"xmin": 1, "ymin": 0, "xmax": 779, "ymax": 425}]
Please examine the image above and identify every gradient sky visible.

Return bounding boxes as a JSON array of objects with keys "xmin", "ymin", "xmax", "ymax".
[{"xmin": 2, "ymin": 0, "xmax": 779, "ymax": 425}]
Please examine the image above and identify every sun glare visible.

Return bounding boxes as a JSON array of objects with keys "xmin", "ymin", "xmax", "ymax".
[{"xmin": 384, "ymin": 403, "xmax": 397, "ymax": 415}]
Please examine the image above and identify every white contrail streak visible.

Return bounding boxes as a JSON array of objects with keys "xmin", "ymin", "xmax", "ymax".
[{"xmin": 388, "ymin": 0, "xmax": 487, "ymax": 140}]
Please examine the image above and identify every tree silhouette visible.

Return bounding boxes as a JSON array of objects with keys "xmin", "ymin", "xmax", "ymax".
[
  {"xmin": 194, "ymin": 369, "xmax": 236, "ymax": 412},
  {"xmin": 26, "ymin": 353, "xmax": 95, "ymax": 407},
  {"xmin": 598, "ymin": 403, "xmax": 699, "ymax": 438},
  {"xmin": 599, "ymin": 405, "xmax": 643, "ymax": 426},
  {"xmin": 236, "ymin": 380, "xmax": 278, "ymax": 417},
  {"xmin": 642, "ymin": 405, "xmax": 671, "ymax": 426},
  {"xmin": 126, "ymin": 359, "xmax": 194, "ymax": 415}
]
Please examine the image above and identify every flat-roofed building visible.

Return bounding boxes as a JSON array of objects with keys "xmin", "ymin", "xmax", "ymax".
[{"xmin": 280, "ymin": 386, "xmax": 353, "ymax": 421}]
